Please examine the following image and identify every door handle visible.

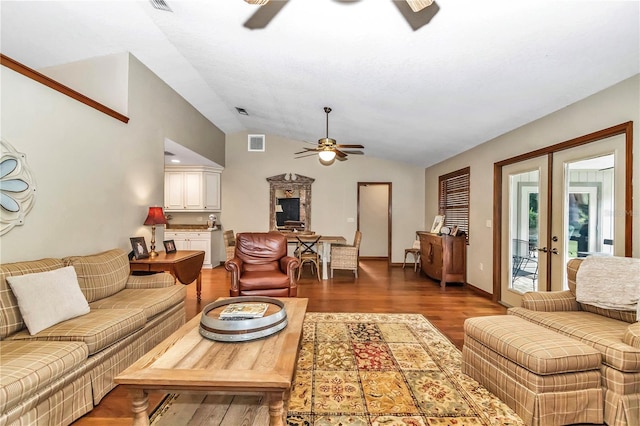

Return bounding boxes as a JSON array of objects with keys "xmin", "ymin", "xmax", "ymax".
[
  {"xmin": 536, "ymin": 247, "xmax": 548, "ymax": 253},
  {"xmin": 551, "ymin": 248, "xmax": 559, "ymax": 255}
]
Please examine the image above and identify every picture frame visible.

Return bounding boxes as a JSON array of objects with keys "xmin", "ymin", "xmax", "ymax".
[
  {"xmin": 450, "ymin": 225, "xmax": 459, "ymax": 236},
  {"xmin": 130, "ymin": 237, "xmax": 149, "ymax": 260},
  {"xmin": 163, "ymin": 240, "xmax": 176, "ymax": 254},
  {"xmin": 430, "ymin": 215, "xmax": 445, "ymax": 234}
]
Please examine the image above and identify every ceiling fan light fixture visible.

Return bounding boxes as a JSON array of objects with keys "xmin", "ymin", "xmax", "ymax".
[
  {"xmin": 244, "ymin": 0, "xmax": 270, "ymax": 5},
  {"xmin": 318, "ymin": 150, "xmax": 336, "ymax": 162},
  {"xmin": 405, "ymin": 0, "xmax": 434, "ymax": 12}
]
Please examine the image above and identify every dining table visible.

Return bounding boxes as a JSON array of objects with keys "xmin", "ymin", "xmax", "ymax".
[{"xmin": 285, "ymin": 234, "xmax": 347, "ymax": 280}]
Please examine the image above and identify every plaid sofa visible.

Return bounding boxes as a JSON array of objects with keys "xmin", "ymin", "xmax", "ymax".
[
  {"xmin": 0, "ymin": 249, "xmax": 187, "ymax": 426},
  {"xmin": 509, "ymin": 258, "xmax": 640, "ymax": 426}
]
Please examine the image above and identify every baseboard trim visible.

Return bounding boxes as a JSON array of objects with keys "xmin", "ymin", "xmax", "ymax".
[{"xmin": 463, "ymin": 282, "xmax": 493, "ymax": 299}]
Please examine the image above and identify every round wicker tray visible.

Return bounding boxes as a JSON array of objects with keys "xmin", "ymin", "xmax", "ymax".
[{"xmin": 199, "ymin": 296, "xmax": 287, "ymax": 342}]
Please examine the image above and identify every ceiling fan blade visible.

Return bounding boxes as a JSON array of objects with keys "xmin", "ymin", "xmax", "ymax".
[
  {"xmin": 334, "ymin": 149, "xmax": 348, "ymax": 158},
  {"xmin": 294, "ymin": 148, "xmax": 321, "ymax": 154},
  {"xmin": 335, "ymin": 144, "xmax": 364, "ymax": 149},
  {"xmin": 295, "ymin": 153, "xmax": 320, "ymax": 159},
  {"xmin": 243, "ymin": 0, "xmax": 289, "ymax": 30},
  {"xmin": 340, "ymin": 150, "xmax": 364, "ymax": 155},
  {"xmin": 392, "ymin": 0, "xmax": 439, "ymax": 32},
  {"xmin": 335, "ymin": 155, "xmax": 348, "ymax": 161}
]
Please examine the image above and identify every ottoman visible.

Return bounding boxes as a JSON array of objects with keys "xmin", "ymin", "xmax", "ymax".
[{"xmin": 462, "ymin": 315, "xmax": 603, "ymax": 426}]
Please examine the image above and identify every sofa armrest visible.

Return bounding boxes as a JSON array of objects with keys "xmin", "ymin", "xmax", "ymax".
[
  {"xmin": 521, "ymin": 290, "xmax": 580, "ymax": 311},
  {"xmin": 624, "ymin": 323, "xmax": 640, "ymax": 348},
  {"xmin": 125, "ymin": 273, "xmax": 175, "ymax": 289},
  {"xmin": 225, "ymin": 258, "xmax": 243, "ymax": 296},
  {"xmin": 279, "ymin": 256, "xmax": 300, "ymax": 276}
]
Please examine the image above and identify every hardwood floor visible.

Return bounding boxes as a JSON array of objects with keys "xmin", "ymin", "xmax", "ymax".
[{"xmin": 73, "ymin": 260, "xmax": 507, "ymax": 425}]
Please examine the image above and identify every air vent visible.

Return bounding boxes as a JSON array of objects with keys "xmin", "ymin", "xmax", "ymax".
[
  {"xmin": 248, "ymin": 134, "xmax": 265, "ymax": 152},
  {"xmin": 235, "ymin": 107, "xmax": 249, "ymax": 116},
  {"xmin": 150, "ymin": 0, "xmax": 172, "ymax": 12}
]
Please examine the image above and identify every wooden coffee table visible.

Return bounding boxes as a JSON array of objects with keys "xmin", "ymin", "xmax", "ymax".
[{"xmin": 115, "ymin": 297, "xmax": 308, "ymax": 426}]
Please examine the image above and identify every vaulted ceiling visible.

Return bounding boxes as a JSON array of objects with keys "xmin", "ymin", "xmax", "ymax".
[{"xmin": 2, "ymin": 1, "xmax": 638, "ymax": 167}]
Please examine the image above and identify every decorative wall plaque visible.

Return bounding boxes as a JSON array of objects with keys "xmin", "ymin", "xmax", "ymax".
[{"xmin": 1, "ymin": 139, "xmax": 37, "ymax": 235}]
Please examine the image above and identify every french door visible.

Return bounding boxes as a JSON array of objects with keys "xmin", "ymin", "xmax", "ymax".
[{"xmin": 497, "ymin": 124, "xmax": 631, "ymax": 306}]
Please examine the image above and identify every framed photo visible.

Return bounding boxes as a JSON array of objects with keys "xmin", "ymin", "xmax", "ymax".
[
  {"xmin": 130, "ymin": 237, "xmax": 149, "ymax": 260},
  {"xmin": 450, "ymin": 225, "xmax": 459, "ymax": 236},
  {"xmin": 430, "ymin": 215, "xmax": 445, "ymax": 234},
  {"xmin": 163, "ymin": 240, "xmax": 176, "ymax": 254}
]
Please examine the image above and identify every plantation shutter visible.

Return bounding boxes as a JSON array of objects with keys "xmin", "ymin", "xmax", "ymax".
[{"xmin": 438, "ymin": 167, "xmax": 470, "ymax": 243}]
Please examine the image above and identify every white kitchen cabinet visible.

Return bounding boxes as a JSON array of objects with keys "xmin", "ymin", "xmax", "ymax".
[
  {"xmin": 164, "ymin": 166, "xmax": 222, "ymax": 212},
  {"xmin": 165, "ymin": 230, "xmax": 220, "ymax": 269}
]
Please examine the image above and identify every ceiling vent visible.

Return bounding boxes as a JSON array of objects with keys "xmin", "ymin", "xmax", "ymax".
[
  {"xmin": 248, "ymin": 134, "xmax": 265, "ymax": 152},
  {"xmin": 149, "ymin": 0, "xmax": 172, "ymax": 12}
]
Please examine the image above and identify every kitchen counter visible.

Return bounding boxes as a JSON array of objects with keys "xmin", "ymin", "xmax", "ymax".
[{"xmin": 165, "ymin": 225, "xmax": 219, "ymax": 231}]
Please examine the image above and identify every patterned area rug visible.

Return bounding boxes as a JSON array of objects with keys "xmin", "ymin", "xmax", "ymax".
[{"xmin": 151, "ymin": 313, "xmax": 523, "ymax": 425}]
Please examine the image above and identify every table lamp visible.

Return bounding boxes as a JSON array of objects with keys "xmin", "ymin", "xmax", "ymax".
[{"xmin": 144, "ymin": 206, "xmax": 168, "ymax": 257}]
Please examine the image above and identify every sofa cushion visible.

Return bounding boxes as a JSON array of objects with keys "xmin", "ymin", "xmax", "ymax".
[
  {"xmin": 89, "ymin": 286, "xmax": 186, "ymax": 320},
  {"xmin": 7, "ymin": 309, "xmax": 145, "ymax": 355},
  {"xmin": 7, "ymin": 266, "xmax": 90, "ymax": 335},
  {"xmin": 0, "ymin": 258, "xmax": 65, "ymax": 339},
  {"xmin": 0, "ymin": 340, "xmax": 88, "ymax": 414},
  {"xmin": 239, "ymin": 271, "xmax": 290, "ymax": 290},
  {"xmin": 509, "ymin": 307, "xmax": 640, "ymax": 372},
  {"xmin": 63, "ymin": 249, "xmax": 129, "ymax": 303}
]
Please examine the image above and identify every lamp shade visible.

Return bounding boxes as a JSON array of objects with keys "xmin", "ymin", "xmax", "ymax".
[
  {"xmin": 144, "ymin": 207, "xmax": 168, "ymax": 226},
  {"xmin": 318, "ymin": 150, "xmax": 337, "ymax": 162}
]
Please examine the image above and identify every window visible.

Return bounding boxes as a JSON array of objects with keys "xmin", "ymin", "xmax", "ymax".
[{"xmin": 439, "ymin": 167, "xmax": 470, "ymax": 242}]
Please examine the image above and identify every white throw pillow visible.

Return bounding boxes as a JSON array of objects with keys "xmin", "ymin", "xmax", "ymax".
[{"xmin": 7, "ymin": 266, "xmax": 90, "ymax": 335}]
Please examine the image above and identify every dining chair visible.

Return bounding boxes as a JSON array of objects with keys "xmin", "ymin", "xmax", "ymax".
[
  {"xmin": 330, "ymin": 230, "xmax": 362, "ymax": 278},
  {"xmin": 223, "ymin": 230, "xmax": 236, "ymax": 261},
  {"xmin": 296, "ymin": 234, "xmax": 322, "ymax": 281},
  {"xmin": 403, "ymin": 239, "xmax": 421, "ymax": 272}
]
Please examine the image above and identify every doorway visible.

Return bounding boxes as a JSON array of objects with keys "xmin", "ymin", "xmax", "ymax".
[
  {"xmin": 495, "ymin": 122, "xmax": 632, "ymax": 305},
  {"xmin": 358, "ymin": 182, "xmax": 391, "ymax": 262}
]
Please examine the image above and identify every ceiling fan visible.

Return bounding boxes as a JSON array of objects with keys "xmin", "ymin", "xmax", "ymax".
[
  {"xmin": 243, "ymin": 1, "xmax": 438, "ymax": 31},
  {"xmin": 294, "ymin": 107, "xmax": 364, "ymax": 163},
  {"xmin": 244, "ymin": 0, "xmax": 434, "ymax": 13}
]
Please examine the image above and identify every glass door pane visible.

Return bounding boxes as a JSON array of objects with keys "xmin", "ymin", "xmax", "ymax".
[
  {"xmin": 510, "ymin": 171, "xmax": 540, "ymax": 293},
  {"xmin": 550, "ymin": 134, "xmax": 626, "ymax": 291},
  {"xmin": 501, "ymin": 156, "xmax": 548, "ymax": 307}
]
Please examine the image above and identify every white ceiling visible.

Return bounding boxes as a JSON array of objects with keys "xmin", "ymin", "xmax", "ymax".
[{"xmin": 2, "ymin": 0, "xmax": 638, "ymax": 167}]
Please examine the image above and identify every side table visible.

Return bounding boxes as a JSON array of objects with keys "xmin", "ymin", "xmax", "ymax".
[{"xmin": 129, "ymin": 250, "xmax": 205, "ymax": 301}]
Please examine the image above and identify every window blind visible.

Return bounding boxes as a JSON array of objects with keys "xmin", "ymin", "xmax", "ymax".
[{"xmin": 438, "ymin": 167, "xmax": 470, "ymax": 243}]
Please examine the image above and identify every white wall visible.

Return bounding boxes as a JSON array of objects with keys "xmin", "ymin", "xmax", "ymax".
[
  {"xmin": 222, "ymin": 132, "xmax": 425, "ymax": 263},
  {"xmin": 0, "ymin": 54, "xmax": 225, "ymax": 262},
  {"xmin": 424, "ymin": 74, "xmax": 640, "ymax": 294}
]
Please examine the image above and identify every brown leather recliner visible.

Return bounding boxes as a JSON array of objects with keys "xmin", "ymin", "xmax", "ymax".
[{"xmin": 225, "ymin": 232, "xmax": 300, "ymax": 297}]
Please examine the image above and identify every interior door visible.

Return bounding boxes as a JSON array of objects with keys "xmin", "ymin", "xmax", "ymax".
[
  {"xmin": 549, "ymin": 134, "xmax": 627, "ymax": 290},
  {"xmin": 358, "ymin": 183, "xmax": 391, "ymax": 261},
  {"xmin": 501, "ymin": 156, "xmax": 549, "ymax": 307}
]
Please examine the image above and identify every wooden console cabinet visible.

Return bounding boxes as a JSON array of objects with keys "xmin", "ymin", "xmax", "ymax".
[{"xmin": 417, "ymin": 231, "xmax": 467, "ymax": 287}]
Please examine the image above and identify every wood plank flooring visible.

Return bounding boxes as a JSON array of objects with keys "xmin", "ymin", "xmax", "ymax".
[{"xmin": 73, "ymin": 260, "xmax": 507, "ymax": 425}]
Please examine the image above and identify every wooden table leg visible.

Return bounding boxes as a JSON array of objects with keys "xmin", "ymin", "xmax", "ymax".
[
  {"xmin": 321, "ymin": 242, "xmax": 331, "ymax": 280},
  {"xmin": 196, "ymin": 271, "xmax": 202, "ymax": 302},
  {"xmin": 130, "ymin": 388, "xmax": 150, "ymax": 426},
  {"xmin": 268, "ymin": 391, "xmax": 285, "ymax": 426}
]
